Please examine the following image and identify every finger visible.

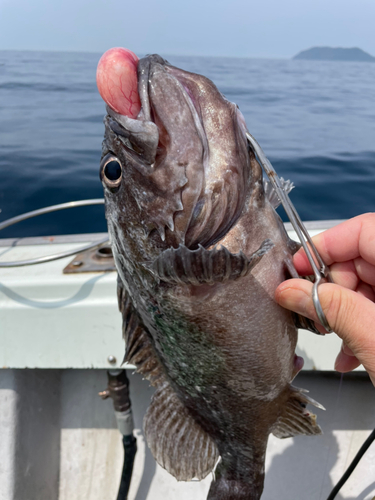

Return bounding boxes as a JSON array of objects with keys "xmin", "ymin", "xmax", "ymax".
[
  {"xmin": 275, "ymin": 279, "xmax": 329, "ymax": 333},
  {"xmin": 293, "ymin": 259, "xmax": 375, "ymax": 294},
  {"xmin": 329, "ymin": 261, "xmax": 359, "ymax": 290},
  {"xmin": 354, "ymin": 257, "xmax": 375, "ymax": 287},
  {"xmin": 293, "ymin": 213, "xmax": 375, "ymax": 276},
  {"xmin": 275, "ymin": 279, "xmax": 375, "ymax": 385},
  {"xmin": 356, "ymin": 282, "xmax": 375, "ymax": 302},
  {"xmin": 335, "ymin": 350, "xmax": 362, "ymax": 372},
  {"xmin": 314, "ymin": 321, "xmax": 329, "ymax": 335}
]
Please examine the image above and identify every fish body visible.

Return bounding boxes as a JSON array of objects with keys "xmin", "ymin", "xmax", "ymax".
[{"xmin": 98, "ymin": 53, "xmax": 322, "ymax": 499}]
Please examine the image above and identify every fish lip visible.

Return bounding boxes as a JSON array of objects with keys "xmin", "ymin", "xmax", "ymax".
[
  {"xmin": 104, "ymin": 108, "xmax": 159, "ymax": 167},
  {"xmin": 137, "ymin": 54, "xmax": 169, "ymax": 122},
  {"xmin": 136, "ymin": 54, "xmax": 205, "ymax": 134},
  {"xmin": 105, "ymin": 54, "xmax": 205, "ymax": 165},
  {"xmin": 103, "ymin": 57, "xmax": 169, "ymax": 158},
  {"xmin": 104, "ymin": 56, "xmax": 170, "ymax": 135}
]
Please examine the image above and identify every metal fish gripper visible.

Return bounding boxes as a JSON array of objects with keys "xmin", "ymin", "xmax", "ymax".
[{"xmin": 246, "ymin": 132, "xmax": 333, "ymax": 332}]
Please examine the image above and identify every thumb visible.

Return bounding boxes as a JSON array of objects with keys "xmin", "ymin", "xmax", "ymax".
[{"xmin": 275, "ymin": 279, "xmax": 375, "ymax": 385}]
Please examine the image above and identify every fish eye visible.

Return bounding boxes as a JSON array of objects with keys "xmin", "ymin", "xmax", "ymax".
[
  {"xmin": 100, "ymin": 154, "xmax": 122, "ymax": 189},
  {"xmin": 105, "ymin": 160, "xmax": 121, "ymax": 181}
]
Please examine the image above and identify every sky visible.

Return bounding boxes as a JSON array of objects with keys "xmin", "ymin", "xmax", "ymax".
[{"xmin": 0, "ymin": 0, "xmax": 374, "ymax": 59}]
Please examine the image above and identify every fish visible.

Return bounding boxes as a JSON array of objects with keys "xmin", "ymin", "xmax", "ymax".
[{"xmin": 97, "ymin": 49, "xmax": 324, "ymax": 499}]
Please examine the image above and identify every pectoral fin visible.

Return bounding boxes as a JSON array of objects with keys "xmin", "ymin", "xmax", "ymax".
[
  {"xmin": 272, "ymin": 385, "xmax": 324, "ymax": 439},
  {"xmin": 145, "ymin": 239, "xmax": 274, "ymax": 285}
]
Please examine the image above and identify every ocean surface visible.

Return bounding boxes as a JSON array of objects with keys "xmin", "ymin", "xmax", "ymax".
[{"xmin": 1, "ymin": 50, "xmax": 375, "ymax": 238}]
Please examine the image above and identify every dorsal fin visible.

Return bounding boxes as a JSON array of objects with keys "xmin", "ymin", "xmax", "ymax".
[
  {"xmin": 264, "ymin": 177, "xmax": 294, "ymax": 209},
  {"xmin": 117, "ymin": 278, "xmax": 165, "ymax": 386},
  {"xmin": 144, "ymin": 380, "xmax": 219, "ymax": 480},
  {"xmin": 144, "ymin": 239, "xmax": 274, "ymax": 285}
]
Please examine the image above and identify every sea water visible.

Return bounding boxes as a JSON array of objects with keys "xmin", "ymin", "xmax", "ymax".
[{"xmin": 1, "ymin": 50, "xmax": 374, "ymax": 238}]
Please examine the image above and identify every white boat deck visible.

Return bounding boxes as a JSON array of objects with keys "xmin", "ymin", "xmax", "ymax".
[
  {"xmin": 1, "ymin": 370, "xmax": 373, "ymax": 500},
  {"xmin": 0, "ymin": 224, "xmax": 374, "ymax": 500}
]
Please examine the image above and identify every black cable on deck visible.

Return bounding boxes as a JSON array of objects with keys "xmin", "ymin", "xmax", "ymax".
[
  {"xmin": 326, "ymin": 428, "xmax": 375, "ymax": 500},
  {"xmin": 99, "ymin": 370, "xmax": 137, "ymax": 500},
  {"xmin": 117, "ymin": 434, "xmax": 137, "ymax": 500}
]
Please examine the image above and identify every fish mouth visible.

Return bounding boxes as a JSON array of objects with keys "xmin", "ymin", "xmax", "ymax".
[
  {"xmin": 137, "ymin": 54, "xmax": 210, "ymax": 145},
  {"xmin": 106, "ymin": 54, "xmax": 211, "ymax": 168},
  {"xmin": 104, "ymin": 54, "xmax": 252, "ymax": 247},
  {"xmin": 106, "ymin": 53, "xmax": 247, "ymax": 170}
]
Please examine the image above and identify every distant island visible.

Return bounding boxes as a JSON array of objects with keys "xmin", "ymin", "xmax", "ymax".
[{"xmin": 293, "ymin": 47, "xmax": 375, "ymax": 62}]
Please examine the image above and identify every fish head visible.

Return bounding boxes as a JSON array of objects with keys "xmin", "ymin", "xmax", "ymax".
[{"xmin": 99, "ymin": 52, "xmax": 262, "ymax": 266}]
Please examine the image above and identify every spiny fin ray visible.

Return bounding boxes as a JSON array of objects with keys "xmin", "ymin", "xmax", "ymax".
[
  {"xmin": 144, "ymin": 239, "xmax": 274, "ymax": 285},
  {"xmin": 117, "ymin": 278, "xmax": 165, "ymax": 386},
  {"xmin": 272, "ymin": 385, "xmax": 324, "ymax": 439},
  {"xmin": 264, "ymin": 177, "xmax": 294, "ymax": 209}
]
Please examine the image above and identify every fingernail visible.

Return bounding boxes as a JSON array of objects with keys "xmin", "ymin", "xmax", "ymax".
[
  {"xmin": 334, "ymin": 351, "xmax": 344, "ymax": 371},
  {"xmin": 342, "ymin": 343, "xmax": 355, "ymax": 356},
  {"xmin": 334, "ymin": 343, "xmax": 345, "ymax": 371}
]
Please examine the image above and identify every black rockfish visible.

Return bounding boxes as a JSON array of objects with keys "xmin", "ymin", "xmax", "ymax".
[{"xmin": 96, "ymin": 48, "xmax": 323, "ymax": 499}]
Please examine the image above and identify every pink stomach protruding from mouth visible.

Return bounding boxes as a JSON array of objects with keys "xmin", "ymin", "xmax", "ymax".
[{"xmin": 96, "ymin": 47, "xmax": 141, "ymax": 118}]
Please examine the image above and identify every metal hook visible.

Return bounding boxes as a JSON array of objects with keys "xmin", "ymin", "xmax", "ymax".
[{"xmin": 246, "ymin": 131, "xmax": 333, "ymax": 332}]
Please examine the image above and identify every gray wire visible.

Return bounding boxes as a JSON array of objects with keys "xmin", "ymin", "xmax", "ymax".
[{"xmin": 0, "ymin": 199, "xmax": 109, "ymax": 267}]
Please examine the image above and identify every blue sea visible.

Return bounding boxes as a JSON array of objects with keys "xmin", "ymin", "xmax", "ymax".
[{"xmin": 1, "ymin": 50, "xmax": 375, "ymax": 238}]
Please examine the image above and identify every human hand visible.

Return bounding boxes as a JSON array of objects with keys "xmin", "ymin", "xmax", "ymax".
[{"xmin": 275, "ymin": 213, "xmax": 375, "ymax": 385}]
